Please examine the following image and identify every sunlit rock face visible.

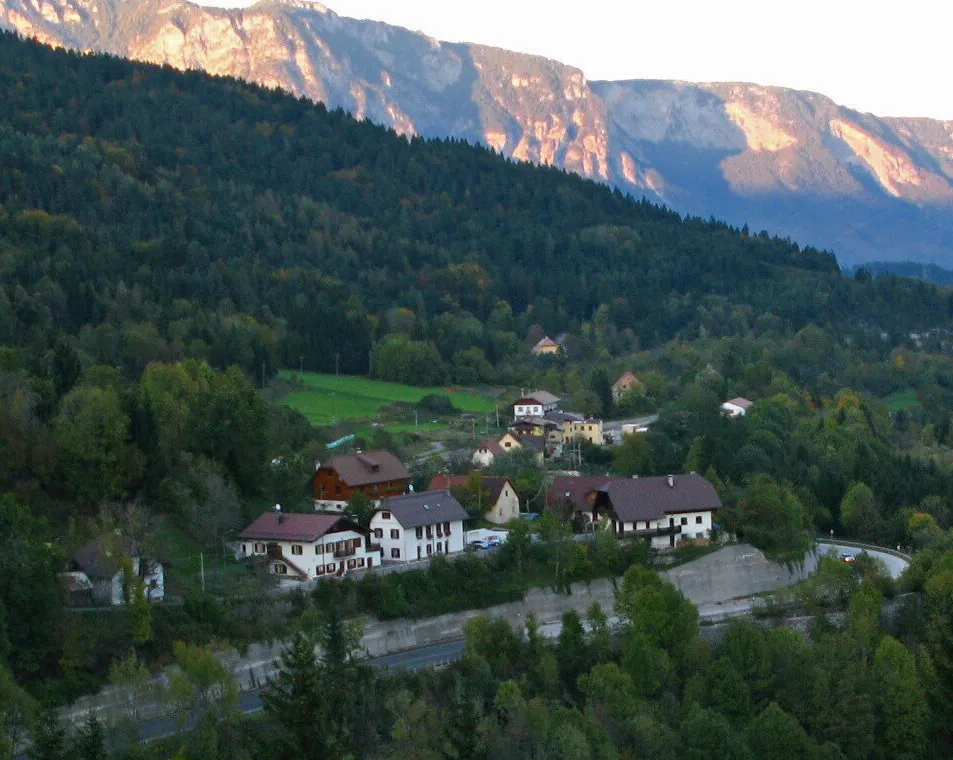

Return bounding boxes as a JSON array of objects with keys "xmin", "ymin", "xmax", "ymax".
[{"xmin": 4, "ymin": 0, "xmax": 953, "ymax": 265}]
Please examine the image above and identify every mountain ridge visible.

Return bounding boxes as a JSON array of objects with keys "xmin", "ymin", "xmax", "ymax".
[{"xmin": 4, "ymin": 0, "xmax": 953, "ymax": 264}]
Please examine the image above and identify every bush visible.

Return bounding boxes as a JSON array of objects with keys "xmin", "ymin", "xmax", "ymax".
[{"xmin": 417, "ymin": 394, "xmax": 455, "ymax": 414}]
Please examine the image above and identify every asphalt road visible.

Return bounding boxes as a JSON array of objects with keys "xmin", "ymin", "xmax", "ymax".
[
  {"xmin": 134, "ymin": 639, "xmax": 469, "ymax": 744},
  {"xmin": 816, "ymin": 540, "xmax": 910, "ymax": 579}
]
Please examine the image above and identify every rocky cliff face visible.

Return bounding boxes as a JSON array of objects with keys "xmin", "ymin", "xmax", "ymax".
[{"xmin": 4, "ymin": 0, "xmax": 953, "ymax": 265}]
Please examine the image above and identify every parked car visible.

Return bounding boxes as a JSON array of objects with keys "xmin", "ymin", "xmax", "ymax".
[
  {"xmin": 840, "ymin": 552, "xmax": 856, "ymax": 563},
  {"xmin": 466, "ymin": 539, "xmax": 488, "ymax": 552},
  {"xmin": 485, "ymin": 535, "xmax": 502, "ymax": 548}
]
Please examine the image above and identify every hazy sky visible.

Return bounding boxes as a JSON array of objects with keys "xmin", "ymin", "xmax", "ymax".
[{"xmin": 198, "ymin": 0, "xmax": 952, "ymax": 120}]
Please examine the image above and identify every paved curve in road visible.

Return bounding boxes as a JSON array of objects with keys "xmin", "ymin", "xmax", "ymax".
[{"xmin": 815, "ymin": 540, "xmax": 910, "ymax": 579}]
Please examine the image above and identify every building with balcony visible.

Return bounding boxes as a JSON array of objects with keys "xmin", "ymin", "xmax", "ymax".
[
  {"xmin": 310, "ymin": 449, "xmax": 410, "ymax": 511},
  {"xmin": 237, "ymin": 510, "xmax": 376, "ymax": 580},
  {"xmin": 370, "ymin": 490, "xmax": 469, "ymax": 562},
  {"xmin": 593, "ymin": 473, "xmax": 721, "ymax": 550}
]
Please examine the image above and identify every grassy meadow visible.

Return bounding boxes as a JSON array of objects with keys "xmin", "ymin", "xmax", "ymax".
[{"xmin": 278, "ymin": 371, "xmax": 499, "ymax": 427}]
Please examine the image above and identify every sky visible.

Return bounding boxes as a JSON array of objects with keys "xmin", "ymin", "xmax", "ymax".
[{"xmin": 197, "ymin": 0, "xmax": 953, "ymax": 120}]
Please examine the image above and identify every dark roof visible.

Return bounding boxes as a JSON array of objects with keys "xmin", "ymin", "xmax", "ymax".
[
  {"xmin": 475, "ymin": 439, "xmax": 505, "ymax": 456},
  {"xmin": 599, "ymin": 474, "xmax": 722, "ymax": 523},
  {"xmin": 724, "ymin": 397, "xmax": 754, "ymax": 409},
  {"xmin": 318, "ymin": 450, "xmax": 409, "ymax": 487},
  {"xmin": 71, "ymin": 536, "xmax": 141, "ymax": 579},
  {"xmin": 516, "ymin": 435, "xmax": 545, "ymax": 453},
  {"xmin": 428, "ymin": 475, "xmax": 515, "ymax": 503},
  {"xmin": 517, "ymin": 390, "xmax": 560, "ymax": 406},
  {"xmin": 548, "ymin": 475, "xmax": 623, "ymax": 512},
  {"xmin": 544, "ymin": 410, "xmax": 583, "ymax": 423},
  {"xmin": 379, "ymin": 490, "xmax": 469, "ymax": 528},
  {"xmin": 238, "ymin": 512, "xmax": 353, "ymax": 542}
]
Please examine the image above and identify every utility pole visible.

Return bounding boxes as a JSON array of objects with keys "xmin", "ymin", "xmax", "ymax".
[
  {"xmin": 414, "ymin": 411, "xmax": 419, "ymax": 432},
  {"xmin": 368, "ymin": 349, "xmax": 373, "ymax": 376},
  {"xmin": 261, "ymin": 362, "xmax": 266, "ymax": 389},
  {"xmin": 200, "ymin": 552, "xmax": 206, "ymax": 593},
  {"xmin": 299, "ymin": 355, "xmax": 304, "ymax": 373},
  {"xmin": 335, "ymin": 352, "xmax": 341, "ymax": 375}
]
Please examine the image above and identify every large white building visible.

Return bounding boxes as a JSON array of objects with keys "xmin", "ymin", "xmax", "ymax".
[
  {"xmin": 370, "ymin": 490, "xmax": 469, "ymax": 562},
  {"xmin": 513, "ymin": 390, "xmax": 561, "ymax": 420},
  {"xmin": 593, "ymin": 473, "xmax": 721, "ymax": 550},
  {"xmin": 237, "ymin": 510, "xmax": 377, "ymax": 579}
]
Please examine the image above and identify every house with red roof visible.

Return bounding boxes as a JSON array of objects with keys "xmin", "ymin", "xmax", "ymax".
[
  {"xmin": 237, "ymin": 509, "xmax": 376, "ymax": 580},
  {"xmin": 720, "ymin": 397, "xmax": 754, "ymax": 418},
  {"xmin": 472, "ymin": 438, "xmax": 505, "ymax": 468},
  {"xmin": 429, "ymin": 474, "xmax": 521, "ymax": 524}
]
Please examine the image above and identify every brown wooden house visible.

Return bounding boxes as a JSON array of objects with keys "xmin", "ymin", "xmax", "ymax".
[{"xmin": 311, "ymin": 450, "xmax": 410, "ymax": 511}]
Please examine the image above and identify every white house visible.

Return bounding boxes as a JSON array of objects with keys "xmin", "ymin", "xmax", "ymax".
[
  {"xmin": 237, "ymin": 509, "xmax": 377, "ymax": 579},
  {"xmin": 429, "ymin": 474, "xmax": 521, "ymax": 525},
  {"xmin": 370, "ymin": 490, "xmax": 469, "ymax": 562},
  {"xmin": 513, "ymin": 390, "xmax": 561, "ymax": 420},
  {"xmin": 472, "ymin": 438, "xmax": 506, "ymax": 468},
  {"xmin": 70, "ymin": 537, "xmax": 164, "ymax": 606},
  {"xmin": 593, "ymin": 473, "xmax": 721, "ymax": 550},
  {"xmin": 721, "ymin": 397, "xmax": 754, "ymax": 418}
]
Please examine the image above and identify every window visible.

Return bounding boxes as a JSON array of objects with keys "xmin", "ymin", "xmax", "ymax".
[
  {"xmin": 358, "ymin": 558, "xmax": 365, "ymax": 567},
  {"xmin": 347, "ymin": 559, "xmax": 356, "ymax": 569},
  {"xmin": 695, "ymin": 516, "xmax": 703, "ymax": 524},
  {"xmin": 242, "ymin": 544, "xmax": 247, "ymax": 554},
  {"xmin": 382, "ymin": 511, "xmax": 391, "ymax": 520},
  {"xmin": 316, "ymin": 565, "xmax": 325, "ymax": 575},
  {"xmin": 335, "ymin": 485, "xmax": 341, "ymax": 496},
  {"xmin": 391, "ymin": 548, "xmax": 401, "ymax": 559},
  {"xmin": 315, "ymin": 545, "xmax": 323, "ymax": 554},
  {"xmin": 426, "ymin": 527, "xmax": 433, "ymax": 539},
  {"xmin": 436, "ymin": 525, "xmax": 443, "ymax": 538},
  {"xmin": 680, "ymin": 517, "xmax": 688, "ymax": 525},
  {"xmin": 444, "ymin": 522, "xmax": 450, "ymax": 534},
  {"xmin": 416, "ymin": 526, "xmax": 423, "ymax": 539},
  {"xmin": 274, "ymin": 563, "xmax": 288, "ymax": 575},
  {"xmin": 291, "ymin": 545, "xmax": 303, "ymax": 555},
  {"xmin": 374, "ymin": 528, "xmax": 383, "ymax": 538},
  {"xmin": 696, "ymin": 532, "xmax": 704, "ymax": 539},
  {"xmin": 390, "ymin": 529, "xmax": 400, "ymax": 539},
  {"xmin": 417, "ymin": 546, "xmax": 422, "ymax": 559},
  {"xmin": 327, "ymin": 563, "xmax": 336, "ymax": 572},
  {"xmin": 254, "ymin": 543, "xmax": 265, "ymax": 553},
  {"xmin": 354, "ymin": 537, "xmax": 362, "ymax": 547}
]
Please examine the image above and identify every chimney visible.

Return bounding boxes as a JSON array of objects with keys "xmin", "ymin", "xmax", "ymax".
[
  {"xmin": 315, "ymin": 461, "xmax": 321, "ymax": 471},
  {"xmin": 275, "ymin": 504, "xmax": 283, "ymax": 523},
  {"xmin": 667, "ymin": 475, "xmax": 674, "ymax": 488}
]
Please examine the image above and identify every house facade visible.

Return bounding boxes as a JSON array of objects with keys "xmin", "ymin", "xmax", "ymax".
[
  {"xmin": 472, "ymin": 439, "xmax": 505, "ymax": 468},
  {"xmin": 513, "ymin": 390, "xmax": 560, "ymax": 419},
  {"xmin": 429, "ymin": 474, "xmax": 521, "ymax": 525},
  {"xmin": 370, "ymin": 490, "xmax": 469, "ymax": 561},
  {"xmin": 70, "ymin": 537, "xmax": 164, "ymax": 606},
  {"xmin": 593, "ymin": 473, "xmax": 721, "ymax": 549},
  {"xmin": 721, "ymin": 397, "xmax": 753, "ymax": 418},
  {"xmin": 565, "ymin": 418, "xmax": 605, "ymax": 446},
  {"xmin": 237, "ymin": 510, "xmax": 376, "ymax": 579},
  {"xmin": 311, "ymin": 450, "xmax": 410, "ymax": 511}
]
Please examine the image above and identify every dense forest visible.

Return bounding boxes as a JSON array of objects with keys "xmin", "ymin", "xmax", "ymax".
[{"xmin": 6, "ymin": 28, "xmax": 953, "ymax": 760}]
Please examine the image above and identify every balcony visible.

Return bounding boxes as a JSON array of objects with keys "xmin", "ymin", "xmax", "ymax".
[
  {"xmin": 632, "ymin": 524, "xmax": 682, "ymax": 538},
  {"xmin": 334, "ymin": 546, "xmax": 357, "ymax": 559}
]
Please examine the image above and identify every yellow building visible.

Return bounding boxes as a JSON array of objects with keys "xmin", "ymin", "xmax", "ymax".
[{"xmin": 565, "ymin": 418, "xmax": 604, "ymax": 446}]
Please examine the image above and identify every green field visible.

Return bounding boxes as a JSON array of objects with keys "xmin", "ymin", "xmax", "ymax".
[
  {"xmin": 882, "ymin": 389, "xmax": 920, "ymax": 412},
  {"xmin": 279, "ymin": 371, "xmax": 499, "ymax": 426}
]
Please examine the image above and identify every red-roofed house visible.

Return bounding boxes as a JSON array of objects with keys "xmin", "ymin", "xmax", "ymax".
[
  {"xmin": 612, "ymin": 372, "xmax": 643, "ymax": 401},
  {"xmin": 237, "ymin": 510, "xmax": 376, "ymax": 579},
  {"xmin": 429, "ymin": 474, "xmax": 521, "ymax": 524},
  {"xmin": 310, "ymin": 449, "xmax": 410, "ymax": 511}
]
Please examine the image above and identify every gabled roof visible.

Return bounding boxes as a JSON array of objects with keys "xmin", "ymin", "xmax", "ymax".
[
  {"xmin": 317, "ymin": 449, "xmax": 409, "ymax": 487},
  {"xmin": 475, "ymin": 439, "xmax": 505, "ymax": 456},
  {"xmin": 613, "ymin": 372, "xmax": 642, "ymax": 390},
  {"xmin": 517, "ymin": 390, "xmax": 560, "ymax": 406},
  {"xmin": 723, "ymin": 397, "xmax": 754, "ymax": 410},
  {"xmin": 238, "ymin": 512, "xmax": 353, "ymax": 542},
  {"xmin": 428, "ymin": 475, "xmax": 516, "ymax": 503},
  {"xmin": 531, "ymin": 337, "xmax": 560, "ymax": 353},
  {"xmin": 515, "ymin": 435, "xmax": 545, "ymax": 453},
  {"xmin": 548, "ymin": 475, "xmax": 624, "ymax": 512},
  {"xmin": 379, "ymin": 490, "xmax": 470, "ymax": 528},
  {"xmin": 599, "ymin": 474, "xmax": 722, "ymax": 523},
  {"xmin": 71, "ymin": 536, "xmax": 142, "ymax": 579},
  {"xmin": 544, "ymin": 410, "xmax": 583, "ymax": 423}
]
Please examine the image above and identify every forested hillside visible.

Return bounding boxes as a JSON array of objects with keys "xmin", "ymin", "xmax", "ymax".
[
  {"xmin": 0, "ymin": 31, "xmax": 951, "ymax": 386},
  {"xmin": 9, "ymin": 30, "xmax": 953, "ymax": 760}
]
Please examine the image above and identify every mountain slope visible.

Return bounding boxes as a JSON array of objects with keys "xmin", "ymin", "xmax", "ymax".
[{"xmin": 4, "ymin": 0, "xmax": 953, "ymax": 265}]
